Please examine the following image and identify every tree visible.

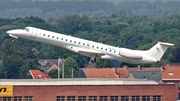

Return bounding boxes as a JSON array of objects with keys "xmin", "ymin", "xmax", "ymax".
[
  {"xmin": 0, "ymin": 39, "xmax": 38, "ymax": 78},
  {"xmin": 95, "ymin": 59, "xmax": 114, "ymax": 68},
  {"xmin": 48, "ymin": 68, "xmax": 58, "ymax": 79},
  {"xmin": 64, "ymin": 57, "xmax": 79, "ymax": 78}
]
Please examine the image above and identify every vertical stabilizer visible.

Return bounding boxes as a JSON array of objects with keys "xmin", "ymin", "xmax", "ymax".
[{"xmin": 146, "ymin": 42, "xmax": 174, "ymax": 61}]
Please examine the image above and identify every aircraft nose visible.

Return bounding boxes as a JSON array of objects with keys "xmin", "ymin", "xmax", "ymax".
[
  {"xmin": 7, "ymin": 29, "xmax": 23, "ymax": 38},
  {"xmin": 7, "ymin": 29, "xmax": 22, "ymax": 34}
]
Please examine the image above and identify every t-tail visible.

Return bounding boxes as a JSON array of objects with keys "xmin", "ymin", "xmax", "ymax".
[{"xmin": 145, "ymin": 42, "xmax": 174, "ymax": 62}]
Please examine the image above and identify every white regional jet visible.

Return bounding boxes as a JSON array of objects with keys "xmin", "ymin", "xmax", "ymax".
[{"xmin": 7, "ymin": 27, "xmax": 174, "ymax": 64}]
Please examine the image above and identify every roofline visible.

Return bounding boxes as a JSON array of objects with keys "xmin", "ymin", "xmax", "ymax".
[
  {"xmin": 0, "ymin": 79, "xmax": 159, "ymax": 86},
  {"xmin": 82, "ymin": 69, "xmax": 88, "ymax": 78},
  {"xmin": 162, "ymin": 79, "xmax": 180, "ymax": 81},
  {"xmin": 29, "ymin": 70, "xmax": 35, "ymax": 79}
]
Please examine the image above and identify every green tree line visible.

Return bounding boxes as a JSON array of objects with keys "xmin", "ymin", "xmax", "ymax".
[{"xmin": 0, "ymin": 1, "xmax": 180, "ymax": 19}]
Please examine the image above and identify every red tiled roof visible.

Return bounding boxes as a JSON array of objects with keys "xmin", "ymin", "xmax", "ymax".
[
  {"xmin": 115, "ymin": 68, "xmax": 130, "ymax": 78},
  {"xmin": 30, "ymin": 70, "xmax": 51, "ymax": 79},
  {"xmin": 128, "ymin": 67, "xmax": 161, "ymax": 72},
  {"xmin": 162, "ymin": 65, "xmax": 180, "ymax": 80},
  {"xmin": 82, "ymin": 68, "xmax": 118, "ymax": 78}
]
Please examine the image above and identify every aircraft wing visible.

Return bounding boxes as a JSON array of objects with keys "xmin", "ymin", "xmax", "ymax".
[
  {"xmin": 79, "ymin": 49, "xmax": 105, "ymax": 57},
  {"xmin": 66, "ymin": 46, "xmax": 105, "ymax": 57}
]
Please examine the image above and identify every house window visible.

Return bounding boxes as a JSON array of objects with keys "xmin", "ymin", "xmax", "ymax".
[
  {"xmin": 66, "ymin": 39, "xmax": 68, "ymax": 41},
  {"xmin": 132, "ymin": 96, "xmax": 140, "ymax": 101},
  {"xmin": 57, "ymin": 37, "xmax": 59, "ymax": 39},
  {"xmin": 121, "ymin": 96, "xmax": 129, "ymax": 101},
  {"xmin": 79, "ymin": 42, "xmax": 81, "ymax": 44},
  {"xmin": 110, "ymin": 96, "xmax": 118, "ymax": 101},
  {"xmin": 24, "ymin": 96, "xmax": 33, "ymax": 101},
  {"xmin": 168, "ymin": 72, "xmax": 174, "ymax": 76},
  {"xmin": 52, "ymin": 36, "xmax": 54, "ymax": 38},
  {"xmin": 67, "ymin": 96, "xmax": 75, "ymax": 101},
  {"xmin": 142, "ymin": 96, "xmax": 150, "ymax": 101},
  {"xmin": 78, "ymin": 96, "xmax": 86, "ymax": 101},
  {"xmin": 43, "ymin": 34, "xmax": 45, "ymax": 36},
  {"xmin": 152, "ymin": 72, "xmax": 156, "ymax": 75},
  {"xmin": 70, "ymin": 40, "xmax": 72, "ymax": 42},
  {"xmin": 89, "ymin": 96, "xmax": 97, "ymax": 101},
  {"xmin": 57, "ymin": 96, "xmax": 65, "ymax": 101},
  {"xmin": 3, "ymin": 97, "xmax": 11, "ymax": 101},
  {"xmin": 83, "ymin": 43, "xmax": 85, "ymax": 45},
  {"xmin": 48, "ymin": 35, "xmax": 50, "ymax": 37},
  {"xmin": 74, "ymin": 41, "xmax": 76, "ymax": 43},
  {"xmin": 61, "ymin": 38, "xmax": 63, "ymax": 40},
  {"xmin": 100, "ymin": 96, "xmax": 108, "ymax": 101},
  {"xmin": 14, "ymin": 96, "xmax": 22, "ymax": 101},
  {"xmin": 153, "ymin": 96, "xmax": 161, "ymax": 101}
]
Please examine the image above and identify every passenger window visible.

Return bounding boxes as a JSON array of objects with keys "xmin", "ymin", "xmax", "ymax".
[
  {"xmin": 57, "ymin": 37, "xmax": 59, "ymax": 39},
  {"xmin": 48, "ymin": 35, "xmax": 50, "ymax": 37},
  {"xmin": 66, "ymin": 39, "xmax": 68, "ymax": 41},
  {"xmin": 52, "ymin": 36, "xmax": 54, "ymax": 38},
  {"xmin": 61, "ymin": 38, "xmax": 63, "ymax": 40},
  {"xmin": 43, "ymin": 34, "xmax": 45, "ymax": 36}
]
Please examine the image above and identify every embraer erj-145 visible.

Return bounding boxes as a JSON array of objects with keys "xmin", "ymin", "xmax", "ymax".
[{"xmin": 7, "ymin": 27, "xmax": 174, "ymax": 64}]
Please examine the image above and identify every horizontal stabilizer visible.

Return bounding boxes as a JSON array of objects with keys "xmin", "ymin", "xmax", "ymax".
[{"xmin": 159, "ymin": 42, "xmax": 174, "ymax": 46}]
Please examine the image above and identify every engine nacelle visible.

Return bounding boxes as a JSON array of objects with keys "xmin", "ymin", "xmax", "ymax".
[{"xmin": 119, "ymin": 48, "xmax": 143, "ymax": 60}]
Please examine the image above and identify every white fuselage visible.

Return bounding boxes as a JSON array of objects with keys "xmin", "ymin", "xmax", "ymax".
[{"xmin": 7, "ymin": 27, "xmax": 174, "ymax": 64}]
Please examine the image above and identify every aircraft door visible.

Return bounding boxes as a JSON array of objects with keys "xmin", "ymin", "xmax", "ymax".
[{"xmin": 31, "ymin": 28, "xmax": 37, "ymax": 38}]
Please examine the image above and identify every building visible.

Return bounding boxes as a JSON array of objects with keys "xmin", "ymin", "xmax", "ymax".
[
  {"xmin": 77, "ymin": 67, "xmax": 161, "ymax": 82},
  {"xmin": 161, "ymin": 65, "xmax": 180, "ymax": 100},
  {"xmin": 77, "ymin": 68, "xmax": 118, "ymax": 78},
  {"xmin": 128, "ymin": 71, "xmax": 161, "ymax": 82},
  {"xmin": 38, "ymin": 59, "xmax": 58, "ymax": 72},
  {"xmin": 25, "ymin": 70, "xmax": 51, "ymax": 79},
  {"xmin": 0, "ymin": 79, "xmax": 176, "ymax": 101}
]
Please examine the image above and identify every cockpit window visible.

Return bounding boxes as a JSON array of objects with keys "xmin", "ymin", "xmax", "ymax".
[{"xmin": 23, "ymin": 28, "xmax": 29, "ymax": 32}]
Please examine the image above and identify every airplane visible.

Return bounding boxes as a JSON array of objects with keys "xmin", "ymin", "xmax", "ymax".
[{"xmin": 7, "ymin": 26, "xmax": 174, "ymax": 64}]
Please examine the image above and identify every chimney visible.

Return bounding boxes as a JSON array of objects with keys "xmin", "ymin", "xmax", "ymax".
[
  {"xmin": 138, "ymin": 65, "xmax": 142, "ymax": 71},
  {"xmin": 114, "ymin": 68, "xmax": 117, "ymax": 74},
  {"xmin": 37, "ymin": 74, "xmax": 42, "ymax": 79},
  {"xmin": 123, "ymin": 65, "xmax": 128, "ymax": 68},
  {"xmin": 44, "ymin": 60, "xmax": 48, "ymax": 65},
  {"xmin": 161, "ymin": 65, "xmax": 165, "ymax": 72}
]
